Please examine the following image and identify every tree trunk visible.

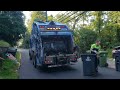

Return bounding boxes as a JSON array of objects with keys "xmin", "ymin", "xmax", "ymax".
[{"xmin": 72, "ymin": 18, "xmax": 79, "ymax": 30}]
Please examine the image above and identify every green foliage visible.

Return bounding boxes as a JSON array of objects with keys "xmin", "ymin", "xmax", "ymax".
[
  {"xmin": 0, "ymin": 40, "xmax": 10, "ymax": 47},
  {"xmin": 90, "ymin": 11, "xmax": 104, "ymax": 36},
  {"xmin": 0, "ymin": 51, "xmax": 21, "ymax": 79},
  {"xmin": 74, "ymin": 28, "xmax": 97, "ymax": 53},
  {"xmin": 15, "ymin": 51, "xmax": 21, "ymax": 63},
  {"xmin": 48, "ymin": 15, "xmax": 54, "ymax": 21},
  {"xmin": 111, "ymin": 42, "xmax": 120, "ymax": 48},
  {"xmin": 27, "ymin": 11, "xmax": 46, "ymax": 33},
  {"xmin": 0, "ymin": 11, "xmax": 27, "ymax": 46},
  {"xmin": 0, "ymin": 59, "xmax": 18, "ymax": 79},
  {"xmin": 21, "ymin": 32, "xmax": 30, "ymax": 49},
  {"xmin": 107, "ymin": 49, "xmax": 112, "ymax": 58}
]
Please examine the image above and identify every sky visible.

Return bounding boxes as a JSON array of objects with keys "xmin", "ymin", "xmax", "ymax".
[{"xmin": 23, "ymin": 11, "xmax": 65, "ymax": 26}]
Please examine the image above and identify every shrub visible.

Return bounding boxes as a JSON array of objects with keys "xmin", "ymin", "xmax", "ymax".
[
  {"xmin": 74, "ymin": 28, "xmax": 97, "ymax": 53},
  {"xmin": 0, "ymin": 40, "xmax": 10, "ymax": 47}
]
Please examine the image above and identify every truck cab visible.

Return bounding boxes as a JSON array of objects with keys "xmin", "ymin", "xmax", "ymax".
[{"xmin": 29, "ymin": 20, "xmax": 79, "ymax": 68}]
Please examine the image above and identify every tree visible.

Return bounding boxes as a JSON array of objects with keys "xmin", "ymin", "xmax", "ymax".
[
  {"xmin": 21, "ymin": 32, "xmax": 30, "ymax": 48},
  {"xmin": 27, "ymin": 11, "xmax": 46, "ymax": 33},
  {"xmin": 48, "ymin": 15, "xmax": 54, "ymax": 21},
  {"xmin": 74, "ymin": 28, "xmax": 97, "ymax": 53},
  {"xmin": 107, "ymin": 11, "xmax": 120, "ymax": 42},
  {"xmin": 0, "ymin": 11, "xmax": 26, "ymax": 46}
]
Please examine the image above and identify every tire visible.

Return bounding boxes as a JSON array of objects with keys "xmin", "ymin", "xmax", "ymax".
[
  {"xmin": 30, "ymin": 57, "xmax": 32, "ymax": 60},
  {"xmin": 29, "ymin": 54, "xmax": 32, "ymax": 60},
  {"xmin": 32, "ymin": 53, "xmax": 37, "ymax": 68},
  {"xmin": 40, "ymin": 49, "xmax": 47, "ymax": 70},
  {"xmin": 105, "ymin": 63, "xmax": 108, "ymax": 67},
  {"xmin": 33, "ymin": 58, "xmax": 37, "ymax": 68},
  {"xmin": 41, "ymin": 64, "xmax": 48, "ymax": 71},
  {"xmin": 29, "ymin": 51, "xmax": 32, "ymax": 60}
]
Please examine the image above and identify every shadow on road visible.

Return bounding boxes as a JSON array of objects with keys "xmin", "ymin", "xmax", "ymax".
[{"xmin": 38, "ymin": 66, "xmax": 77, "ymax": 73}]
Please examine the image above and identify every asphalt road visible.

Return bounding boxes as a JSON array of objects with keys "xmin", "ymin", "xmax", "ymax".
[{"xmin": 18, "ymin": 49, "xmax": 120, "ymax": 79}]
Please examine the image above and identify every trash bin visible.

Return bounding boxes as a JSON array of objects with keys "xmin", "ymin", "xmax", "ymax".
[
  {"xmin": 81, "ymin": 54, "xmax": 97, "ymax": 76},
  {"xmin": 99, "ymin": 51, "xmax": 108, "ymax": 67},
  {"xmin": 113, "ymin": 46, "xmax": 120, "ymax": 59},
  {"xmin": 114, "ymin": 51, "xmax": 120, "ymax": 71},
  {"xmin": 7, "ymin": 47, "xmax": 17, "ymax": 57}
]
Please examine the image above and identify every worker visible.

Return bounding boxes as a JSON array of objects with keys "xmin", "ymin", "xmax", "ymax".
[
  {"xmin": 90, "ymin": 40, "xmax": 101, "ymax": 72},
  {"xmin": 90, "ymin": 40, "xmax": 101, "ymax": 52}
]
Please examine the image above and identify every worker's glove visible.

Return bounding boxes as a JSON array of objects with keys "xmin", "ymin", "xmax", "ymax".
[
  {"xmin": 91, "ymin": 50, "xmax": 97, "ymax": 54},
  {"xmin": 94, "ymin": 50, "xmax": 97, "ymax": 53}
]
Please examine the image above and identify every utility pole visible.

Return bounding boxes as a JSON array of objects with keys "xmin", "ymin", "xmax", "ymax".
[{"xmin": 46, "ymin": 11, "xmax": 48, "ymax": 22}]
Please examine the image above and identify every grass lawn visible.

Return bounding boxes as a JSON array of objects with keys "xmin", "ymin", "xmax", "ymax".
[
  {"xmin": 0, "ymin": 51, "xmax": 21, "ymax": 79},
  {"xmin": 15, "ymin": 51, "xmax": 21, "ymax": 63}
]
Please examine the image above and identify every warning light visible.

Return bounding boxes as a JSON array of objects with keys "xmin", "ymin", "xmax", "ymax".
[
  {"xmin": 60, "ymin": 26, "xmax": 65, "ymax": 28},
  {"xmin": 40, "ymin": 26, "xmax": 44, "ymax": 28}
]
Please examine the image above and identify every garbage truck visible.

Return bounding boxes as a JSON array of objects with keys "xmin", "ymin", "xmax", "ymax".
[{"xmin": 29, "ymin": 20, "xmax": 79, "ymax": 68}]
